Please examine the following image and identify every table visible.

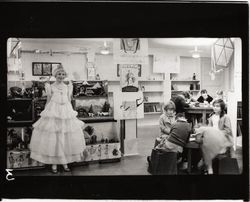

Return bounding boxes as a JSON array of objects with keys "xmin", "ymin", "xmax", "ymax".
[
  {"xmin": 185, "ymin": 141, "xmax": 200, "ymax": 174},
  {"xmin": 185, "ymin": 106, "xmax": 213, "ymax": 125}
]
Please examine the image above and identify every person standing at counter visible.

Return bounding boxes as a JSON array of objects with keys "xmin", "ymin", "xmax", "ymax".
[
  {"xmin": 197, "ymin": 89, "xmax": 213, "ymax": 104},
  {"xmin": 30, "ymin": 65, "xmax": 86, "ymax": 174}
]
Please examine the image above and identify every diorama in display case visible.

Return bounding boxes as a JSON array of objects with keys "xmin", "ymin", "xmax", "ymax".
[
  {"xmin": 7, "ymin": 99, "xmax": 33, "ymax": 122},
  {"xmin": 7, "ymin": 127, "xmax": 44, "ymax": 169},
  {"xmin": 79, "ymin": 123, "xmax": 121, "ymax": 163},
  {"xmin": 72, "ymin": 80, "xmax": 108, "ymax": 97},
  {"xmin": 81, "ymin": 143, "xmax": 121, "ymax": 162},
  {"xmin": 74, "ymin": 99, "xmax": 112, "ymax": 119}
]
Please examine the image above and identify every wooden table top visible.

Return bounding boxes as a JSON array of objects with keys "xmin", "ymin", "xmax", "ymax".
[{"xmin": 185, "ymin": 106, "xmax": 213, "ymax": 110}]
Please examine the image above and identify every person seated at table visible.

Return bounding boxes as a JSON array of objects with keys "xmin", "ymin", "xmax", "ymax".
[
  {"xmin": 210, "ymin": 90, "xmax": 226, "ymax": 105},
  {"xmin": 155, "ymin": 101, "xmax": 176, "ymax": 147},
  {"xmin": 159, "ymin": 101, "xmax": 176, "ymax": 138},
  {"xmin": 208, "ymin": 99, "xmax": 233, "ymax": 155},
  {"xmin": 156, "ymin": 113, "xmax": 192, "ymax": 155},
  {"xmin": 197, "ymin": 89, "xmax": 213, "ymax": 104},
  {"xmin": 171, "ymin": 91, "xmax": 190, "ymax": 114},
  {"xmin": 186, "ymin": 91, "xmax": 197, "ymax": 104},
  {"xmin": 193, "ymin": 99, "xmax": 233, "ymax": 174}
]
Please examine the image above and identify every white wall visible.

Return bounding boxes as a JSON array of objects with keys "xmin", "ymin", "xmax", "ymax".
[
  {"xmin": 9, "ymin": 40, "xmax": 216, "ymax": 128},
  {"xmin": 21, "ymin": 53, "xmax": 87, "ymax": 81},
  {"xmin": 200, "ymin": 57, "xmax": 224, "ymax": 98}
]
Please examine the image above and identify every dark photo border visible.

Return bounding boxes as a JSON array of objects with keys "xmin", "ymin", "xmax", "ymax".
[{"xmin": 0, "ymin": 2, "xmax": 249, "ymax": 201}]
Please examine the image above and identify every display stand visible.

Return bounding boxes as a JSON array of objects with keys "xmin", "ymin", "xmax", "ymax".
[{"xmin": 120, "ymin": 120, "xmax": 125, "ymax": 155}]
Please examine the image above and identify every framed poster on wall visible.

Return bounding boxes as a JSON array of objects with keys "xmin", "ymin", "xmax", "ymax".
[
  {"xmin": 32, "ymin": 62, "xmax": 61, "ymax": 76},
  {"xmin": 120, "ymin": 65, "xmax": 139, "ymax": 92}
]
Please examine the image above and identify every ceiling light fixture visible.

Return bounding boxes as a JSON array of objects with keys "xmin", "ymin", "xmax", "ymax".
[
  {"xmin": 100, "ymin": 41, "xmax": 110, "ymax": 55},
  {"xmin": 191, "ymin": 46, "xmax": 201, "ymax": 58}
]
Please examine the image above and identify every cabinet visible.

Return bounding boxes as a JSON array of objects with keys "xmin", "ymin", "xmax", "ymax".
[
  {"xmin": 139, "ymin": 80, "xmax": 164, "ymax": 115},
  {"xmin": 6, "ymin": 80, "xmax": 121, "ymax": 170}
]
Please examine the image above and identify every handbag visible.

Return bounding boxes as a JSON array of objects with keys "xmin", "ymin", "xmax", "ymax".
[{"xmin": 212, "ymin": 154, "xmax": 240, "ymax": 174}]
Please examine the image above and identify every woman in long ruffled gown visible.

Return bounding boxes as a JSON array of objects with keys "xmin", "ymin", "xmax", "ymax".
[{"xmin": 30, "ymin": 65, "xmax": 86, "ymax": 173}]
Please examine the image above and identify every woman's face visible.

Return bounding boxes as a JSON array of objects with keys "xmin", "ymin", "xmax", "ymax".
[
  {"xmin": 213, "ymin": 103, "xmax": 221, "ymax": 114},
  {"xmin": 55, "ymin": 70, "xmax": 66, "ymax": 82}
]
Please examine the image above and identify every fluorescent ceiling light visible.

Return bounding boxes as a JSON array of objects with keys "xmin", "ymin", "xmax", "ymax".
[
  {"xmin": 192, "ymin": 52, "xmax": 200, "ymax": 58},
  {"xmin": 100, "ymin": 49, "xmax": 109, "ymax": 55},
  {"xmin": 100, "ymin": 41, "xmax": 110, "ymax": 55}
]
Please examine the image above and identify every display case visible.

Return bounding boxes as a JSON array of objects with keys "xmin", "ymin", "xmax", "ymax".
[
  {"xmin": 6, "ymin": 80, "xmax": 121, "ymax": 170},
  {"xmin": 7, "ymin": 126, "xmax": 45, "ymax": 169}
]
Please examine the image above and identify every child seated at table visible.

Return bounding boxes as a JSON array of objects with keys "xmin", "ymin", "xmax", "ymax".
[
  {"xmin": 210, "ymin": 90, "xmax": 227, "ymax": 112},
  {"xmin": 158, "ymin": 101, "xmax": 176, "ymax": 139},
  {"xmin": 153, "ymin": 101, "xmax": 176, "ymax": 148},
  {"xmin": 197, "ymin": 89, "xmax": 213, "ymax": 104},
  {"xmin": 211, "ymin": 90, "xmax": 224, "ymax": 104},
  {"xmin": 193, "ymin": 99, "xmax": 233, "ymax": 174},
  {"xmin": 208, "ymin": 99, "xmax": 233, "ymax": 155},
  {"xmin": 156, "ymin": 113, "xmax": 192, "ymax": 154},
  {"xmin": 171, "ymin": 91, "xmax": 190, "ymax": 114}
]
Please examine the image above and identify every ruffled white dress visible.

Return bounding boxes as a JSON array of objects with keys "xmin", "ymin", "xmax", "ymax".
[{"xmin": 30, "ymin": 82, "xmax": 86, "ymax": 164}]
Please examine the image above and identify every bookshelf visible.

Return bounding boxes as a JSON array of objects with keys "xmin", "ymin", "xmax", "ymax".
[{"xmin": 171, "ymin": 79, "xmax": 201, "ymax": 98}]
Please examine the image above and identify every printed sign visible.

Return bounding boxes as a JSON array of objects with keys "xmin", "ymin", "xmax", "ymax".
[
  {"xmin": 113, "ymin": 38, "xmax": 148, "ymax": 64},
  {"xmin": 120, "ymin": 65, "xmax": 139, "ymax": 92}
]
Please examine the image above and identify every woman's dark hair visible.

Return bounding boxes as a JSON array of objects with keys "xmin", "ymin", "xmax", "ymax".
[
  {"xmin": 212, "ymin": 99, "xmax": 226, "ymax": 118},
  {"xmin": 200, "ymin": 89, "xmax": 207, "ymax": 94},
  {"xmin": 180, "ymin": 91, "xmax": 190, "ymax": 99}
]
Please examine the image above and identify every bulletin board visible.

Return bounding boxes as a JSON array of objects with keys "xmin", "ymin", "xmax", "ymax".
[
  {"xmin": 113, "ymin": 91, "xmax": 144, "ymax": 120},
  {"xmin": 153, "ymin": 54, "xmax": 180, "ymax": 73}
]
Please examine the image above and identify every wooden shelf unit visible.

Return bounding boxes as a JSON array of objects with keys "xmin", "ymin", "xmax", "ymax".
[{"xmin": 6, "ymin": 83, "xmax": 120, "ymax": 170}]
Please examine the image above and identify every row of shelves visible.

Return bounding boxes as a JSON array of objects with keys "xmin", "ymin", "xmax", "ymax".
[
  {"xmin": 7, "ymin": 143, "xmax": 121, "ymax": 170},
  {"xmin": 7, "ymin": 99, "xmax": 163, "ymax": 125}
]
